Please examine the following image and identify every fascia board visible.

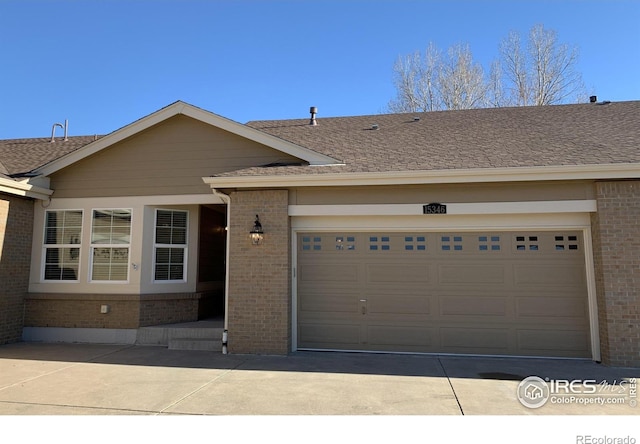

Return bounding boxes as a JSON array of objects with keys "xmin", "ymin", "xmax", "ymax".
[
  {"xmin": 36, "ymin": 102, "xmax": 340, "ymax": 177},
  {"xmin": 203, "ymin": 163, "xmax": 640, "ymax": 188}
]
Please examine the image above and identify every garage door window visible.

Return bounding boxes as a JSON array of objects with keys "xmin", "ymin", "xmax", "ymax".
[
  {"xmin": 555, "ymin": 235, "xmax": 579, "ymax": 251},
  {"xmin": 301, "ymin": 236, "xmax": 322, "ymax": 251},
  {"xmin": 336, "ymin": 236, "xmax": 356, "ymax": 250},
  {"xmin": 479, "ymin": 235, "xmax": 501, "ymax": 251},
  {"xmin": 441, "ymin": 235, "xmax": 463, "ymax": 251},
  {"xmin": 369, "ymin": 236, "xmax": 390, "ymax": 251},
  {"xmin": 516, "ymin": 235, "xmax": 539, "ymax": 251},
  {"xmin": 404, "ymin": 236, "xmax": 427, "ymax": 251}
]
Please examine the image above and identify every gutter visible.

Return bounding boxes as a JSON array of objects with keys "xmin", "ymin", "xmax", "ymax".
[{"xmin": 211, "ymin": 188, "xmax": 231, "ymax": 354}]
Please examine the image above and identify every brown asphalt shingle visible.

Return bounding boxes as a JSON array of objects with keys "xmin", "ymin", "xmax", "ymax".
[
  {"xmin": 0, "ymin": 136, "xmax": 100, "ymax": 178},
  {"xmin": 235, "ymin": 100, "xmax": 640, "ymax": 177}
]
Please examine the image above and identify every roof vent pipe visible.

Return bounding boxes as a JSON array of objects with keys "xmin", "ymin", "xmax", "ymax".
[
  {"xmin": 309, "ymin": 106, "xmax": 318, "ymax": 126},
  {"xmin": 50, "ymin": 119, "xmax": 69, "ymax": 142},
  {"xmin": 50, "ymin": 123, "xmax": 63, "ymax": 143},
  {"xmin": 590, "ymin": 95, "xmax": 597, "ymax": 103}
]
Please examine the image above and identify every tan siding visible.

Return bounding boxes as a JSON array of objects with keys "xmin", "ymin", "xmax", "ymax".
[
  {"xmin": 290, "ymin": 181, "xmax": 596, "ymax": 205},
  {"xmin": 50, "ymin": 115, "xmax": 302, "ymax": 198}
]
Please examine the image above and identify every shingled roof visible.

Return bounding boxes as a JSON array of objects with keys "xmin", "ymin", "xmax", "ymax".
[
  {"xmin": 1, "ymin": 101, "xmax": 638, "ymax": 185},
  {"xmin": 234, "ymin": 100, "xmax": 640, "ymax": 177},
  {"xmin": 0, "ymin": 136, "xmax": 100, "ymax": 178}
]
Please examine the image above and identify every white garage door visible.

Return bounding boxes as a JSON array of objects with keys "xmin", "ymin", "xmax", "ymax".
[{"xmin": 296, "ymin": 231, "xmax": 591, "ymax": 357}]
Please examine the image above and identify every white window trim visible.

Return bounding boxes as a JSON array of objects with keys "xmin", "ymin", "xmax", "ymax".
[
  {"xmin": 88, "ymin": 208, "xmax": 133, "ymax": 284},
  {"xmin": 152, "ymin": 209, "xmax": 189, "ymax": 284},
  {"xmin": 41, "ymin": 209, "xmax": 84, "ymax": 283}
]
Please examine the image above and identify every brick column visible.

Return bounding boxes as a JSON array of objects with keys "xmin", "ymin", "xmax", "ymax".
[
  {"xmin": 226, "ymin": 190, "xmax": 290, "ymax": 354},
  {"xmin": 591, "ymin": 181, "xmax": 640, "ymax": 367},
  {"xmin": 0, "ymin": 195, "xmax": 34, "ymax": 344}
]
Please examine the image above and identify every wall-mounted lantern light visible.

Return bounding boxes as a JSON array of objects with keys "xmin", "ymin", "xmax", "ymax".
[{"xmin": 250, "ymin": 215, "xmax": 264, "ymax": 245}]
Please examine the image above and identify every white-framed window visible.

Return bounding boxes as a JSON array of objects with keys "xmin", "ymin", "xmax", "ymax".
[
  {"xmin": 43, "ymin": 210, "xmax": 83, "ymax": 281},
  {"xmin": 153, "ymin": 209, "xmax": 188, "ymax": 282},
  {"xmin": 90, "ymin": 209, "xmax": 132, "ymax": 282}
]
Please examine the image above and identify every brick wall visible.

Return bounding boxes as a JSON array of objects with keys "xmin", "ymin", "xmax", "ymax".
[
  {"xmin": 0, "ymin": 194, "xmax": 34, "ymax": 344},
  {"xmin": 591, "ymin": 180, "xmax": 640, "ymax": 367},
  {"xmin": 226, "ymin": 189, "xmax": 290, "ymax": 354},
  {"xmin": 138, "ymin": 293, "xmax": 200, "ymax": 326},
  {"xmin": 24, "ymin": 293, "xmax": 200, "ymax": 329}
]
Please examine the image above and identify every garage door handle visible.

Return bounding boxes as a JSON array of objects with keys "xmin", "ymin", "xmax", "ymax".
[{"xmin": 361, "ymin": 306, "xmax": 366, "ymax": 315}]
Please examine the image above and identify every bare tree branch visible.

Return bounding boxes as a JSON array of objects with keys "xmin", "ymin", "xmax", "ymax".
[{"xmin": 389, "ymin": 24, "xmax": 587, "ymax": 112}]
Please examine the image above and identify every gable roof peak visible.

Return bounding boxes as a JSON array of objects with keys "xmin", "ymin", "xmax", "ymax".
[{"xmin": 33, "ymin": 101, "xmax": 341, "ymax": 177}]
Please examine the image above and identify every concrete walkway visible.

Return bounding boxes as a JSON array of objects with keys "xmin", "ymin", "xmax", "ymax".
[{"xmin": 0, "ymin": 342, "xmax": 637, "ymax": 415}]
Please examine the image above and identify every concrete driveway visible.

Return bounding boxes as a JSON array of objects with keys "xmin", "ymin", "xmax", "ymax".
[{"xmin": 0, "ymin": 342, "xmax": 637, "ymax": 415}]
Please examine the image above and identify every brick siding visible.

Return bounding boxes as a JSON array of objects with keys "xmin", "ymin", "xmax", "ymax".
[
  {"xmin": 24, "ymin": 293, "xmax": 200, "ymax": 329},
  {"xmin": 226, "ymin": 189, "xmax": 290, "ymax": 354},
  {"xmin": 0, "ymin": 194, "xmax": 34, "ymax": 344},
  {"xmin": 591, "ymin": 180, "xmax": 640, "ymax": 367}
]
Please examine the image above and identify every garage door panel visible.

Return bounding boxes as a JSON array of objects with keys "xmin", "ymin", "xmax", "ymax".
[
  {"xmin": 516, "ymin": 297, "xmax": 588, "ymax": 318},
  {"xmin": 438, "ymin": 264, "xmax": 506, "ymax": 284},
  {"xmin": 440, "ymin": 327, "xmax": 510, "ymax": 351},
  {"xmin": 439, "ymin": 296, "xmax": 507, "ymax": 316},
  {"xmin": 366, "ymin": 294, "xmax": 431, "ymax": 315},
  {"xmin": 514, "ymin": 264, "xmax": 585, "ymax": 286},
  {"xmin": 298, "ymin": 291, "xmax": 359, "ymax": 313},
  {"xmin": 299, "ymin": 323, "xmax": 361, "ymax": 346},
  {"xmin": 297, "ymin": 231, "xmax": 590, "ymax": 358},
  {"xmin": 367, "ymin": 325, "xmax": 434, "ymax": 347},
  {"xmin": 299, "ymin": 263, "xmax": 359, "ymax": 283},
  {"xmin": 517, "ymin": 329, "xmax": 590, "ymax": 354},
  {"xmin": 365, "ymin": 263, "xmax": 430, "ymax": 284}
]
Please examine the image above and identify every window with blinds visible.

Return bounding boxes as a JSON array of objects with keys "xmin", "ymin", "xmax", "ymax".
[
  {"xmin": 43, "ymin": 210, "xmax": 83, "ymax": 281},
  {"xmin": 90, "ymin": 209, "xmax": 132, "ymax": 281},
  {"xmin": 154, "ymin": 209, "xmax": 188, "ymax": 282}
]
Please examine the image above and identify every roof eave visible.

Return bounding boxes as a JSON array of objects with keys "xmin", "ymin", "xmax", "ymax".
[
  {"xmin": 0, "ymin": 177, "xmax": 53, "ymax": 200},
  {"xmin": 203, "ymin": 163, "xmax": 640, "ymax": 188}
]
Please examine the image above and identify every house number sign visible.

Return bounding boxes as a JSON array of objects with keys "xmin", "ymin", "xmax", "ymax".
[{"xmin": 423, "ymin": 203, "xmax": 447, "ymax": 214}]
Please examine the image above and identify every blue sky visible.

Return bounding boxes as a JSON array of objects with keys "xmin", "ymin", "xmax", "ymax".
[{"xmin": 0, "ymin": 0, "xmax": 639, "ymax": 139}]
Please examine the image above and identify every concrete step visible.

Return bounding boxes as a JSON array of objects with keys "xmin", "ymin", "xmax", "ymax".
[
  {"xmin": 136, "ymin": 320, "xmax": 223, "ymax": 348},
  {"xmin": 168, "ymin": 338, "xmax": 221, "ymax": 351}
]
